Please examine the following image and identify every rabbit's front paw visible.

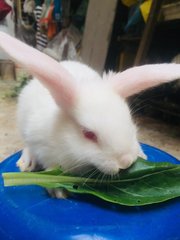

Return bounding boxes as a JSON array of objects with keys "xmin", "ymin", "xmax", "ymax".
[
  {"xmin": 16, "ymin": 148, "xmax": 36, "ymax": 172},
  {"xmin": 47, "ymin": 188, "xmax": 69, "ymax": 199}
]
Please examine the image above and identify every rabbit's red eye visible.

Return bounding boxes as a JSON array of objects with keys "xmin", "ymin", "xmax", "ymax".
[{"xmin": 82, "ymin": 129, "xmax": 97, "ymax": 143}]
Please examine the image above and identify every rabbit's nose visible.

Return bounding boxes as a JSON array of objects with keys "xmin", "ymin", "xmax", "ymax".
[{"xmin": 120, "ymin": 154, "xmax": 135, "ymax": 169}]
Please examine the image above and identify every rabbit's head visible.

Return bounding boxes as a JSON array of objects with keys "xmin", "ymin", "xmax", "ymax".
[{"xmin": 58, "ymin": 76, "xmax": 139, "ymax": 174}]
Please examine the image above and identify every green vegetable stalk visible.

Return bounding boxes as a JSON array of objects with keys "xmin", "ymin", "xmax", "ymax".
[{"xmin": 2, "ymin": 158, "xmax": 180, "ymax": 206}]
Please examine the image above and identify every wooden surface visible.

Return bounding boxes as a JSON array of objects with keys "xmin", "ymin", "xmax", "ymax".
[
  {"xmin": 81, "ymin": 0, "xmax": 117, "ymax": 73},
  {"xmin": 0, "ymin": 61, "xmax": 16, "ymax": 80}
]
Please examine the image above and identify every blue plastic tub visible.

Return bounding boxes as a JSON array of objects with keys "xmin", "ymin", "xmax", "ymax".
[{"xmin": 0, "ymin": 144, "xmax": 179, "ymax": 240}]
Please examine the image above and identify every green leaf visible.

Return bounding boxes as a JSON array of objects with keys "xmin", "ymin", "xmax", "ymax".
[{"xmin": 2, "ymin": 158, "xmax": 180, "ymax": 206}]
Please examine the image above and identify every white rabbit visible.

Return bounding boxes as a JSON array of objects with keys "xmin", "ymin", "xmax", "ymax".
[
  {"xmin": 17, "ymin": 61, "xmax": 141, "ymax": 175},
  {"xmin": 0, "ymin": 32, "xmax": 180, "ymax": 178}
]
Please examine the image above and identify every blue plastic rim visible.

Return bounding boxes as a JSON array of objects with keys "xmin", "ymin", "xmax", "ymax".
[{"xmin": 0, "ymin": 144, "xmax": 179, "ymax": 240}]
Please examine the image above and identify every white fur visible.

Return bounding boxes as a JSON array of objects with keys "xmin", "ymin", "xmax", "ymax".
[
  {"xmin": 0, "ymin": 33, "xmax": 179, "ymax": 178},
  {"xmin": 17, "ymin": 61, "xmax": 142, "ymax": 175}
]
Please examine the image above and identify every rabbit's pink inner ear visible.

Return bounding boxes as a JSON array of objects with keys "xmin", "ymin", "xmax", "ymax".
[
  {"xmin": 0, "ymin": 32, "xmax": 76, "ymax": 109},
  {"xmin": 110, "ymin": 64, "xmax": 180, "ymax": 98}
]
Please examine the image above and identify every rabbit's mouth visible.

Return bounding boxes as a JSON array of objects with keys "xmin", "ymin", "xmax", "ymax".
[
  {"xmin": 92, "ymin": 154, "xmax": 136, "ymax": 176},
  {"xmin": 93, "ymin": 161, "xmax": 121, "ymax": 176}
]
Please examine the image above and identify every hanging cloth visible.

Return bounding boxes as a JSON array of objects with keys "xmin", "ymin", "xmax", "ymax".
[
  {"xmin": 0, "ymin": 0, "xmax": 12, "ymax": 21},
  {"xmin": 40, "ymin": 1, "xmax": 57, "ymax": 39},
  {"xmin": 122, "ymin": 0, "xmax": 138, "ymax": 7},
  {"xmin": 34, "ymin": 5, "xmax": 48, "ymax": 50},
  {"xmin": 53, "ymin": 0, "xmax": 62, "ymax": 22},
  {"xmin": 122, "ymin": 0, "xmax": 152, "ymax": 22},
  {"xmin": 139, "ymin": 0, "xmax": 152, "ymax": 22}
]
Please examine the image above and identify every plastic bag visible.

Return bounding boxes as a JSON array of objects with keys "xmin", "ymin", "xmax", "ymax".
[{"xmin": 43, "ymin": 25, "xmax": 81, "ymax": 61}]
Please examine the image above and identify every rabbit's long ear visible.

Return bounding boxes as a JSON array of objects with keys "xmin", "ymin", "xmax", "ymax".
[
  {"xmin": 0, "ymin": 32, "xmax": 76, "ymax": 109},
  {"xmin": 110, "ymin": 64, "xmax": 180, "ymax": 98}
]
